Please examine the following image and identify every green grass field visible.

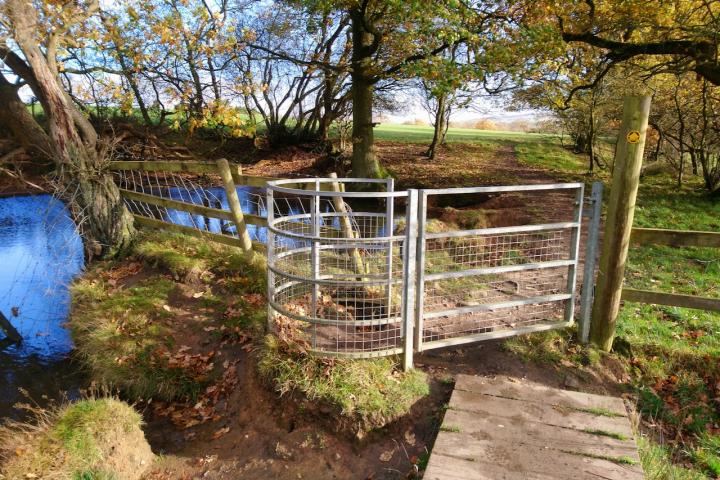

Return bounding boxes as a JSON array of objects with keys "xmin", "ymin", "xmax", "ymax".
[{"xmin": 373, "ymin": 123, "xmax": 553, "ymax": 143}]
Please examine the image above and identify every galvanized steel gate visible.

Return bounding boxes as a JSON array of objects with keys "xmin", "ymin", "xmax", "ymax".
[
  {"xmin": 267, "ymin": 179, "xmax": 595, "ymax": 369},
  {"xmin": 411, "ymin": 184, "xmax": 584, "ymax": 356}
]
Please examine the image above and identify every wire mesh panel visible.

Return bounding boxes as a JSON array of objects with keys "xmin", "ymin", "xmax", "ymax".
[
  {"xmin": 267, "ymin": 178, "xmax": 411, "ymax": 358},
  {"xmin": 111, "ymin": 165, "xmax": 268, "ymax": 243},
  {"xmin": 415, "ymin": 183, "xmax": 585, "ymax": 351}
]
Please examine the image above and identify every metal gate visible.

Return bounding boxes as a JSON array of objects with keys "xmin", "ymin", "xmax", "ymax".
[
  {"xmin": 411, "ymin": 184, "xmax": 585, "ymax": 353},
  {"xmin": 266, "ymin": 179, "xmax": 587, "ymax": 369}
]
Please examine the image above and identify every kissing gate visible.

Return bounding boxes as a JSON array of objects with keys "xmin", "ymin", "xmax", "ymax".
[{"xmin": 267, "ymin": 178, "xmax": 595, "ymax": 369}]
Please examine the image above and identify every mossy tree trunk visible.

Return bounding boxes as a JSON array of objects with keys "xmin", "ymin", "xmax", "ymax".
[{"xmin": 4, "ymin": 0, "xmax": 135, "ymax": 259}]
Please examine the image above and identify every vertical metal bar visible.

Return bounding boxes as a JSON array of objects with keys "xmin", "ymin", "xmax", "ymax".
[
  {"xmin": 579, "ymin": 181, "xmax": 604, "ymax": 343},
  {"xmin": 414, "ymin": 191, "xmax": 428, "ymax": 352},
  {"xmin": 386, "ymin": 178, "xmax": 395, "ymax": 322},
  {"xmin": 266, "ymin": 187, "xmax": 275, "ymax": 332},
  {"xmin": 401, "ymin": 189, "xmax": 418, "ymax": 371},
  {"xmin": 564, "ymin": 185, "xmax": 585, "ymax": 324},
  {"xmin": 311, "ymin": 180, "xmax": 321, "ymax": 348}
]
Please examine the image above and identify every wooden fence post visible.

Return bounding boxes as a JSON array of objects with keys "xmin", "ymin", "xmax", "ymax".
[
  {"xmin": 329, "ymin": 172, "xmax": 366, "ymax": 276},
  {"xmin": 590, "ymin": 96, "xmax": 651, "ymax": 351},
  {"xmin": 216, "ymin": 158, "xmax": 253, "ymax": 252},
  {"xmin": 0, "ymin": 311, "xmax": 21, "ymax": 344}
]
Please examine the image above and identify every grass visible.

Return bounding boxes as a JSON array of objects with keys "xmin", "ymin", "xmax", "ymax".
[
  {"xmin": 373, "ymin": 124, "xmax": 553, "ymax": 143},
  {"xmin": 0, "ymin": 398, "xmax": 152, "ymax": 480},
  {"xmin": 489, "ymin": 132, "xmax": 720, "ymax": 476},
  {"xmin": 257, "ymin": 333, "xmax": 429, "ymax": 432},
  {"xmin": 69, "ymin": 231, "xmax": 266, "ymax": 401},
  {"xmin": 582, "ymin": 428, "xmax": 629, "ymax": 441},
  {"xmin": 639, "ymin": 437, "xmax": 709, "ymax": 480}
]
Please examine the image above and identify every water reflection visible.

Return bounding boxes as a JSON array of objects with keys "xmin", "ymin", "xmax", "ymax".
[{"xmin": 0, "ymin": 195, "xmax": 85, "ymax": 419}]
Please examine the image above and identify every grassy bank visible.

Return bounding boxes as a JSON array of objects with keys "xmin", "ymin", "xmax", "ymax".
[
  {"xmin": 69, "ymin": 231, "xmax": 266, "ymax": 402},
  {"xmin": 70, "ymin": 230, "xmax": 429, "ymax": 436},
  {"xmin": 258, "ymin": 333, "xmax": 429, "ymax": 437},
  {"xmin": 0, "ymin": 398, "xmax": 152, "ymax": 480}
]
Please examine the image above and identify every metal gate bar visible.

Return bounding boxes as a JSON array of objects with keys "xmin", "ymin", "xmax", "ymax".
[{"xmin": 414, "ymin": 183, "xmax": 585, "ymax": 352}]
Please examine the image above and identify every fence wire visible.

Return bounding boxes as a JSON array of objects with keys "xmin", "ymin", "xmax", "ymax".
[{"xmin": 112, "ymin": 167, "xmax": 268, "ymax": 243}]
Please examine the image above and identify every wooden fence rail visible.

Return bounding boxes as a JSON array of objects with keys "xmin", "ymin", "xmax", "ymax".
[
  {"xmin": 631, "ymin": 228, "xmax": 720, "ymax": 248},
  {"xmin": 621, "ymin": 226, "xmax": 720, "ymax": 312},
  {"xmin": 109, "ymin": 159, "xmax": 343, "ymax": 253},
  {"xmin": 110, "ymin": 159, "xmax": 271, "ymax": 252}
]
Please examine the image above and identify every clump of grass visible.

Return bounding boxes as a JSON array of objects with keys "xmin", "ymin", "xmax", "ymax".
[
  {"xmin": 691, "ymin": 433, "xmax": 720, "ymax": 477},
  {"xmin": 133, "ymin": 236, "xmax": 207, "ymax": 279},
  {"xmin": 70, "ymin": 276, "xmax": 208, "ymax": 400},
  {"xmin": 638, "ymin": 437, "xmax": 707, "ymax": 480},
  {"xmin": 257, "ymin": 333, "xmax": 429, "ymax": 431},
  {"xmin": 0, "ymin": 398, "xmax": 153, "ymax": 480}
]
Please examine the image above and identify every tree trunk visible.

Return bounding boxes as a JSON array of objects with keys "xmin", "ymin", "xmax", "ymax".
[
  {"xmin": 7, "ymin": 0, "xmax": 135, "ymax": 259},
  {"xmin": 427, "ymin": 94, "xmax": 447, "ymax": 160},
  {"xmin": 349, "ymin": 9, "xmax": 381, "ymax": 178},
  {"xmin": 0, "ymin": 73, "xmax": 53, "ymax": 161}
]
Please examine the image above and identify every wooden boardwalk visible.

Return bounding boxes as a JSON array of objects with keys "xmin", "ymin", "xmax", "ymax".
[{"xmin": 424, "ymin": 375, "xmax": 644, "ymax": 480}]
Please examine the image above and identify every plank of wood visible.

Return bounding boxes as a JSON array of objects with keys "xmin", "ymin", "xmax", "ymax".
[
  {"xmin": 133, "ymin": 215, "xmax": 265, "ymax": 252},
  {"xmin": 622, "ymin": 288, "xmax": 720, "ymax": 312},
  {"xmin": 428, "ymin": 433, "xmax": 643, "ymax": 480},
  {"xmin": 439, "ymin": 408, "xmax": 640, "ymax": 462},
  {"xmin": 448, "ymin": 389, "xmax": 634, "ymax": 438},
  {"xmin": 631, "ymin": 227, "xmax": 720, "ymax": 248},
  {"xmin": 454, "ymin": 376, "xmax": 627, "ymax": 416},
  {"xmin": 424, "ymin": 453, "xmax": 558, "ymax": 480}
]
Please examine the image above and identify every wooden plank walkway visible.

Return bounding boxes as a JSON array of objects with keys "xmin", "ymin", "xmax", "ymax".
[{"xmin": 424, "ymin": 375, "xmax": 644, "ymax": 480}]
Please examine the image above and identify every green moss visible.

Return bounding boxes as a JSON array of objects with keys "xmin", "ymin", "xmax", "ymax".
[
  {"xmin": 582, "ymin": 428, "xmax": 628, "ymax": 441},
  {"xmin": 440, "ymin": 425, "xmax": 462, "ymax": 433},
  {"xmin": 574, "ymin": 406, "xmax": 625, "ymax": 418},
  {"xmin": 258, "ymin": 334, "xmax": 429, "ymax": 429}
]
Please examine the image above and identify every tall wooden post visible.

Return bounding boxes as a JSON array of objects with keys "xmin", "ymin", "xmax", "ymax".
[
  {"xmin": 329, "ymin": 172, "xmax": 366, "ymax": 276},
  {"xmin": 590, "ymin": 96, "xmax": 651, "ymax": 351},
  {"xmin": 216, "ymin": 158, "xmax": 253, "ymax": 252}
]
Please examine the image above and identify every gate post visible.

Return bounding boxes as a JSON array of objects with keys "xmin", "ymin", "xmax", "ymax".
[
  {"xmin": 579, "ymin": 181, "xmax": 604, "ymax": 343},
  {"xmin": 591, "ymin": 96, "xmax": 651, "ymax": 351},
  {"xmin": 564, "ymin": 184, "xmax": 585, "ymax": 324},
  {"xmin": 414, "ymin": 190, "xmax": 428, "ymax": 352},
  {"xmin": 402, "ymin": 189, "xmax": 418, "ymax": 371}
]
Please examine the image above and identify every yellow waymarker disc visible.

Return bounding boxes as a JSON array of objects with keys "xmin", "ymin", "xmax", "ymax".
[{"xmin": 626, "ymin": 131, "xmax": 641, "ymax": 144}]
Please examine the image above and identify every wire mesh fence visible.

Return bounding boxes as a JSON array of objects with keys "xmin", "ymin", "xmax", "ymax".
[
  {"xmin": 267, "ymin": 178, "xmax": 410, "ymax": 358},
  {"xmin": 415, "ymin": 184, "xmax": 585, "ymax": 351},
  {"xmin": 267, "ymin": 179, "xmax": 588, "ymax": 363},
  {"xmin": 111, "ymin": 163, "xmax": 268, "ymax": 244}
]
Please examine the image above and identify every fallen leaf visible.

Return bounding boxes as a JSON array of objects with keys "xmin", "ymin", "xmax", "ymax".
[
  {"xmin": 212, "ymin": 426, "xmax": 230, "ymax": 440},
  {"xmin": 379, "ymin": 449, "xmax": 394, "ymax": 462}
]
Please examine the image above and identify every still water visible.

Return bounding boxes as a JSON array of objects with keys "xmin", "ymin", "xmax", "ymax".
[{"xmin": 0, "ymin": 195, "xmax": 86, "ymax": 419}]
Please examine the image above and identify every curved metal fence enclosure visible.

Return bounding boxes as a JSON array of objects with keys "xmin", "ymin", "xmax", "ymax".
[
  {"xmin": 267, "ymin": 178, "xmax": 588, "ymax": 366},
  {"xmin": 266, "ymin": 178, "xmax": 411, "ymax": 358}
]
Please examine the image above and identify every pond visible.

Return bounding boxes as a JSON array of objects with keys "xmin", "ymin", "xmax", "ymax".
[{"xmin": 0, "ymin": 195, "xmax": 86, "ymax": 419}]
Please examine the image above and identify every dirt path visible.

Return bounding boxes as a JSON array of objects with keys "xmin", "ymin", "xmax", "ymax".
[{"xmin": 136, "ymin": 141, "xmax": 617, "ymax": 480}]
